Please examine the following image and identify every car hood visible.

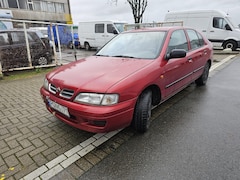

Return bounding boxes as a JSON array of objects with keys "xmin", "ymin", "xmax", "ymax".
[{"xmin": 47, "ymin": 56, "xmax": 153, "ymax": 93}]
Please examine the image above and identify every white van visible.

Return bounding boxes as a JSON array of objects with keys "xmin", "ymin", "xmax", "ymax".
[
  {"xmin": 78, "ymin": 21, "xmax": 126, "ymax": 50},
  {"xmin": 164, "ymin": 10, "xmax": 240, "ymax": 50}
]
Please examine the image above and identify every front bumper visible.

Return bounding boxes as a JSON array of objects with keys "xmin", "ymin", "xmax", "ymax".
[{"xmin": 40, "ymin": 87, "xmax": 136, "ymax": 133}]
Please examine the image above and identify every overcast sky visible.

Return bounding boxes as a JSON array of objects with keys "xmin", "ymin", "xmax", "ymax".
[{"xmin": 69, "ymin": 0, "xmax": 240, "ymax": 25}]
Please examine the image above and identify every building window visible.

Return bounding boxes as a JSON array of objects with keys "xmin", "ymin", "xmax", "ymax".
[
  {"xmin": 7, "ymin": 0, "xmax": 18, "ymax": 8},
  {"xmin": 33, "ymin": 0, "xmax": 41, "ymax": 11},
  {"xmin": 55, "ymin": 3, "xmax": 65, "ymax": 13},
  {"xmin": 27, "ymin": 0, "xmax": 33, "ymax": 10},
  {"xmin": 40, "ymin": 1, "xmax": 47, "ymax": 12},
  {"xmin": 47, "ymin": 2, "xmax": 55, "ymax": 12}
]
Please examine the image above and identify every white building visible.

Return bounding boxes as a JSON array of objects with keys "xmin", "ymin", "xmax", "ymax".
[{"xmin": 0, "ymin": 0, "xmax": 72, "ymax": 24}]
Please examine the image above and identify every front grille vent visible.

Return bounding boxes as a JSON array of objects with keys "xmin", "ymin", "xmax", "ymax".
[
  {"xmin": 60, "ymin": 89, "xmax": 74, "ymax": 99},
  {"xmin": 49, "ymin": 83, "xmax": 57, "ymax": 94},
  {"xmin": 49, "ymin": 83, "xmax": 74, "ymax": 99}
]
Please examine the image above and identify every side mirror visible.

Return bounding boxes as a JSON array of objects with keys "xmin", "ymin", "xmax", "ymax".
[
  {"xmin": 165, "ymin": 49, "xmax": 187, "ymax": 60},
  {"xmin": 113, "ymin": 29, "xmax": 118, "ymax": 34},
  {"xmin": 225, "ymin": 24, "xmax": 232, "ymax": 31}
]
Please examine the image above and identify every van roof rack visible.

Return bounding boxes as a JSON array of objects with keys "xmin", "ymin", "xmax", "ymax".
[{"xmin": 124, "ymin": 21, "xmax": 183, "ymax": 31}]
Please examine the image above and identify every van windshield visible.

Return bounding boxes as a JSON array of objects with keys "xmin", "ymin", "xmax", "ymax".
[
  {"xmin": 96, "ymin": 31, "xmax": 166, "ymax": 59},
  {"xmin": 226, "ymin": 17, "xmax": 239, "ymax": 28},
  {"xmin": 113, "ymin": 23, "xmax": 126, "ymax": 33}
]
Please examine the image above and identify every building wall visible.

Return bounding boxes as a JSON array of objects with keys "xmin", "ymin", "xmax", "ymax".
[{"xmin": 0, "ymin": 0, "xmax": 72, "ymax": 24}]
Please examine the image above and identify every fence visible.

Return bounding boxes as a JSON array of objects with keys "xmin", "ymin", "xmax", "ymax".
[{"xmin": 0, "ymin": 18, "xmax": 78, "ymax": 74}]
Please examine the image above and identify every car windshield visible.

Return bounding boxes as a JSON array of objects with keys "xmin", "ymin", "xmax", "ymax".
[{"xmin": 96, "ymin": 31, "xmax": 166, "ymax": 59}]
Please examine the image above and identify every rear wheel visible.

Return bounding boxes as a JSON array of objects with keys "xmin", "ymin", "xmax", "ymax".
[
  {"xmin": 195, "ymin": 62, "xmax": 210, "ymax": 86},
  {"xmin": 85, "ymin": 42, "xmax": 91, "ymax": 51},
  {"xmin": 37, "ymin": 56, "xmax": 48, "ymax": 65},
  {"xmin": 132, "ymin": 90, "xmax": 152, "ymax": 133}
]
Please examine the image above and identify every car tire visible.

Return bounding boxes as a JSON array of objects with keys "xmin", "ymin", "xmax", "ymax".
[
  {"xmin": 195, "ymin": 62, "xmax": 210, "ymax": 86},
  {"xmin": 85, "ymin": 42, "xmax": 91, "ymax": 51},
  {"xmin": 223, "ymin": 40, "xmax": 237, "ymax": 51},
  {"xmin": 37, "ymin": 56, "xmax": 48, "ymax": 65},
  {"xmin": 132, "ymin": 90, "xmax": 152, "ymax": 133}
]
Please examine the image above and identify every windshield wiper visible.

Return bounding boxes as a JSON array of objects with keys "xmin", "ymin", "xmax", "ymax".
[
  {"xmin": 95, "ymin": 54, "xmax": 109, "ymax": 57},
  {"xmin": 112, "ymin": 55, "xmax": 135, "ymax": 58}
]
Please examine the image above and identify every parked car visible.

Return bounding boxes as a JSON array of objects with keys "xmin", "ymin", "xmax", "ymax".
[
  {"xmin": 0, "ymin": 29, "xmax": 52, "ymax": 69},
  {"xmin": 40, "ymin": 26, "xmax": 213, "ymax": 133}
]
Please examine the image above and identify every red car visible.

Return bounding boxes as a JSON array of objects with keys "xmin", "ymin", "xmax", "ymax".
[{"xmin": 40, "ymin": 26, "xmax": 213, "ymax": 133}]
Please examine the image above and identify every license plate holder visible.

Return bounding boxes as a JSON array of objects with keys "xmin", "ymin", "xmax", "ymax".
[{"xmin": 48, "ymin": 99, "xmax": 70, "ymax": 117}]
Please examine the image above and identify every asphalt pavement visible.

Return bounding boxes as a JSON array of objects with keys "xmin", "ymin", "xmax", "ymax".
[{"xmin": 0, "ymin": 49, "xmax": 239, "ymax": 180}]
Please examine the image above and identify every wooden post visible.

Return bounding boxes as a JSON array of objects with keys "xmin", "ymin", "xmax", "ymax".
[{"xmin": 0, "ymin": 61, "xmax": 3, "ymax": 79}]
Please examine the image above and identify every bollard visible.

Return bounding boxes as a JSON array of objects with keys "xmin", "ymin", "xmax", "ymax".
[{"xmin": 0, "ymin": 61, "xmax": 3, "ymax": 79}]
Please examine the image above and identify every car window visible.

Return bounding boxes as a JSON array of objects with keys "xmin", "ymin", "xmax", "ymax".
[
  {"xmin": 11, "ymin": 32, "xmax": 25, "ymax": 45},
  {"xmin": 96, "ymin": 31, "xmax": 166, "ymax": 59},
  {"xmin": 186, "ymin": 29, "xmax": 202, "ymax": 50},
  {"xmin": 107, "ymin": 24, "xmax": 114, "ymax": 33},
  {"xmin": 28, "ymin": 32, "xmax": 41, "ymax": 43},
  {"xmin": 196, "ymin": 31, "xmax": 205, "ymax": 46},
  {"xmin": 213, "ymin": 17, "xmax": 230, "ymax": 30},
  {"xmin": 167, "ymin": 30, "xmax": 188, "ymax": 53},
  {"xmin": 95, "ymin": 24, "xmax": 104, "ymax": 33},
  {"xmin": 0, "ymin": 33, "xmax": 9, "ymax": 45}
]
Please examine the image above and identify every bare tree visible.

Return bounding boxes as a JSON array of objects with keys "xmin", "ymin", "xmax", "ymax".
[{"xmin": 127, "ymin": 0, "xmax": 147, "ymax": 23}]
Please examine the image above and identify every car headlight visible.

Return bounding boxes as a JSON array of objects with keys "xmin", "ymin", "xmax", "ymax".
[
  {"xmin": 74, "ymin": 93, "xmax": 119, "ymax": 106},
  {"xmin": 43, "ymin": 78, "xmax": 49, "ymax": 90}
]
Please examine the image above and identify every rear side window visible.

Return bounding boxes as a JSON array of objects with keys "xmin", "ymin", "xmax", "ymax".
[
  {"xmin": 95, "ymin": 24, "xmax": 104, "ymax": 33},
  {"xmin": 167, "ymin": 30, "xmax": 188, "ymax": 53},
  {"xmin": 11, "ymin": 32, "xmax": 25, "ymax": 45},
  {"xmin": 28, "ymin": 32, "xmax": 41, "ymax": 43},
  {"xmin": 196, "ymin": 32, "xmax": 205, "ymax": 46},
  {"xmin": 107, "ymin": 24, "xmax": 114, "ymax": 33},
  {"xmin": 186, "ymin": 29, "xmax": 202, "ymax": 50},
  {"xmin": 0, "ymin": 33, "xmax": 9, "ymax": 45}
]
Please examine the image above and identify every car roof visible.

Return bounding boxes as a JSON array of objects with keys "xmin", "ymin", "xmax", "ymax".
[{"xmin": 124, "ymin": 26, "xmax": 187, "ymax": 33}]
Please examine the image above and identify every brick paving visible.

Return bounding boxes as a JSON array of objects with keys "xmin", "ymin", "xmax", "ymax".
[{"xmin": 0, "ymin": 74, "xmax": 94, "ymax": 180}]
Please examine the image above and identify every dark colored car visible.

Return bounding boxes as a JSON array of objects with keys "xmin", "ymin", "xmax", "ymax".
[
  {"xmin": 40, "ymin": 26, "xmax": 213, "ymax": 133},
  {"xmin": 0, "ymin": 29, "xmax": 52, "ymax": 70}
]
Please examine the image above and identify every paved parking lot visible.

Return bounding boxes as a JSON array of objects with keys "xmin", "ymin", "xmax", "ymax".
[{"xmin": 0, "ymin": 49, "xmax": 238, "ymax": 179}]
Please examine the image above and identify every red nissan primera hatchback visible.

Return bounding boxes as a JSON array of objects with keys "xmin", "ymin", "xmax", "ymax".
[{"xmin": 40, "ymin": 27, "xmax": 213, "ymax": 133}]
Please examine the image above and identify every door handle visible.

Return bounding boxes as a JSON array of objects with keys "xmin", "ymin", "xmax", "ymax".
[
  {"xmin": 188, "ymin": 58, "xmax": 193, "ymax": 63},
  {"xmin": 210, "ymin": 30, "xmax": 214, "ymax": 32}
]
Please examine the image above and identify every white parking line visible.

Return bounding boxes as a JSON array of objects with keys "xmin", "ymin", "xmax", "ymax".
[
  {"xmin": 211, "ymin": 55, "xmax": 236, "ymax": 71},
  {"xmin": 21, "ymin": 54, "xmax": 236, "ymax": 180}
]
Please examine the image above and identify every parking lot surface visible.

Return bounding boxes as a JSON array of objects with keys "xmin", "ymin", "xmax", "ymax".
[{"xmin": 0, "ymin": 49, "xmax": 238, "ymax": 179}]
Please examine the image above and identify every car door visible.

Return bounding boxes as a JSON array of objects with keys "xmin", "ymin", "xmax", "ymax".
[
  {"xmin": 208, "ymin": 17, "xmax": 231, "ymax": 47},
  {"xmin": 186, "ymin": 29, "xmax": 208, "ymax": 80},
  {"xmin": 163, "ymin": 29, "xmax": 193, "ymax": 98},
  {"xmin": 0, "ymin": 32, "xmax": 12, "ymax": 69},
  {"xmin": 94, "ymin": 23, "xmax": 106, "ymax": 48},
  {"xmin": 9, "ymin": 31, "xmax": 29, "ymax": 67}
]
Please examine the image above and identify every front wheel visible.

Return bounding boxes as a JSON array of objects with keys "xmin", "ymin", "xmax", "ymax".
[
  {"xmin": 132, "ymin": 90, "xmax": 152, "ymax": 133},
  {"xmin": 223, "ymin": 40, "xmax": 237, "ymax": 51},
  {"xmin": 195, "ymin": 62, "xmax": 210, "ymax": 86}
]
